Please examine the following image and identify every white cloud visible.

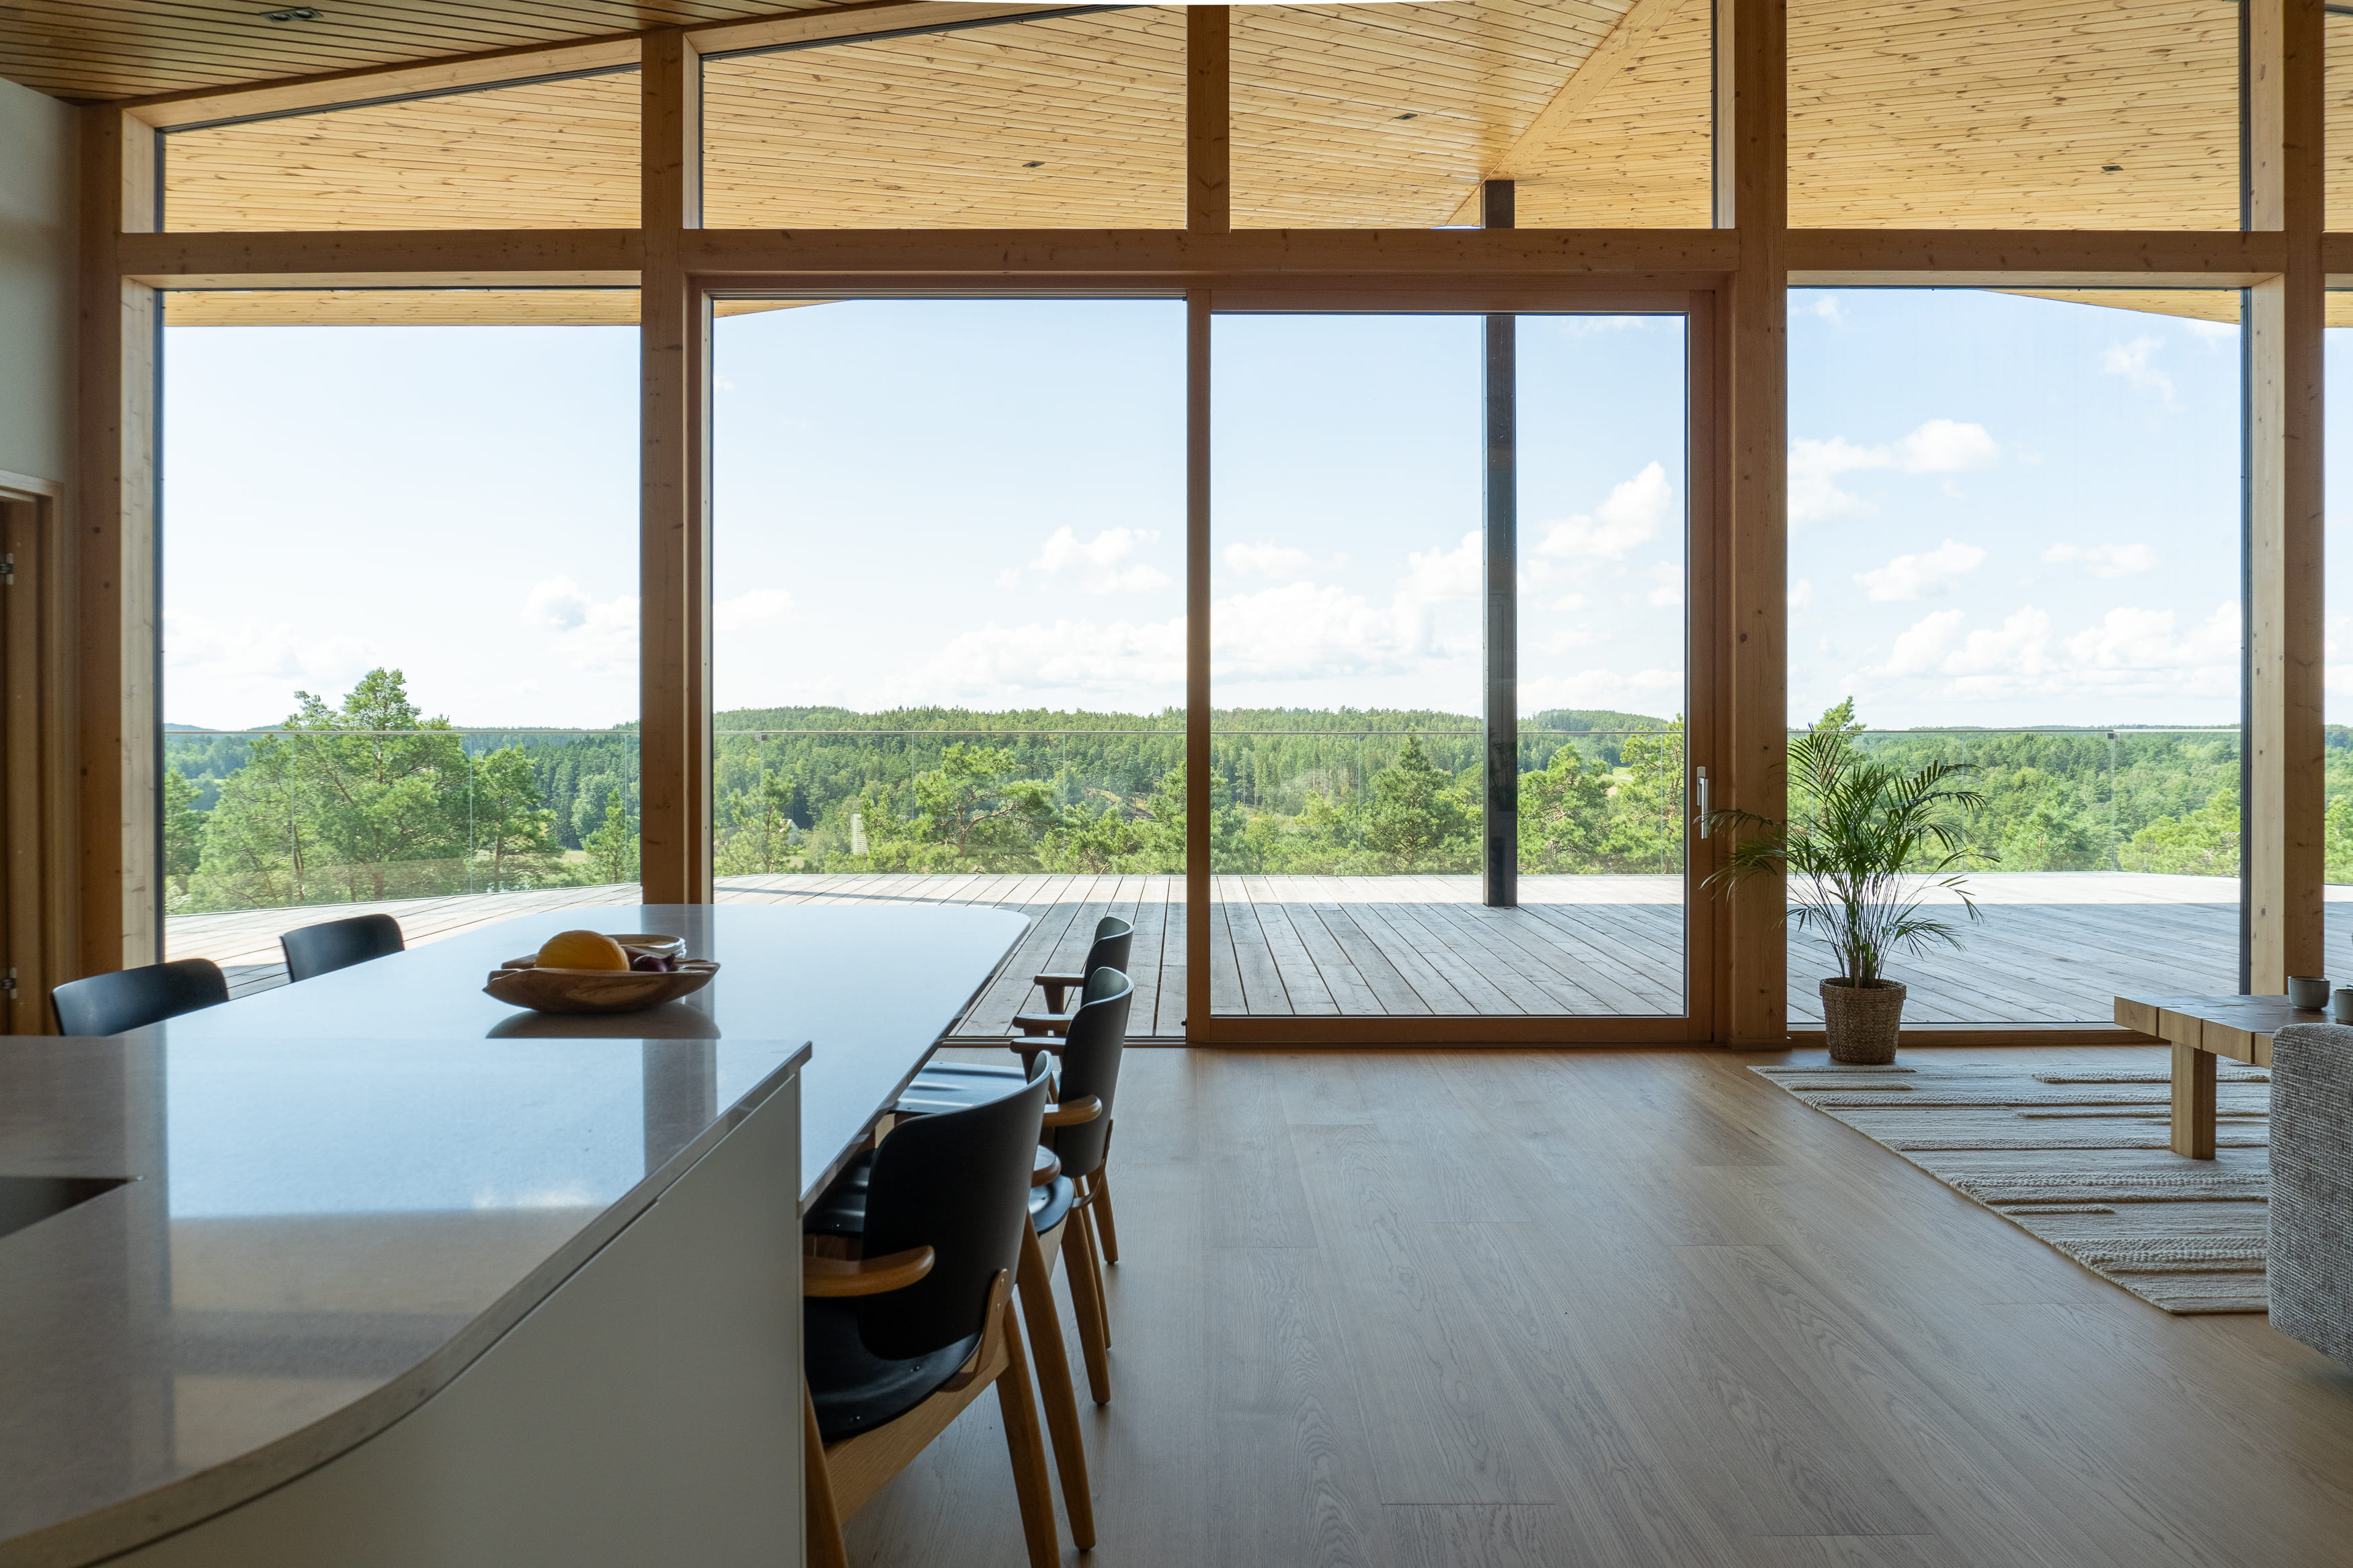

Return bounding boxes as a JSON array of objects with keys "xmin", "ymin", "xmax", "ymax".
[
  {"xmin": 1876, "ymin": 608, "xmax": 1968, "ymax": 676},
  {"xmin": 1534, "ymin": 462, "xmax": 1673, "ymax": 560},
  {"xmin": 1025, "ymin": 526, "xmax": 1172, "ymax": 594},
  {"xmin": 163, "ymin": 610, "xmax": 381, "ymax": 718},
  {"xmin": 919, "ymin": 615, "xmax": 1185, "ymax": 704},
  {"xmin": 1788, "ymin": 578, "xmax": 1813, "ymax": 611},
  {"xmin": 1645, "ymin": 561, "xmax": 1684, "ymax": 607},
  {"xmin": 1806, "ymin": 296, "xmax": 1843, "ymax": 325},
  {"xmin": 715, "ymin": 587, "xmax": 794, "ymax": 632},
  {"xmin": 2184, "ymin": 318, "xmax": 2237, "ymax": 343},
  {"xmin": 1943, "ymin": 606, "xmax": 2054, "ymax": 684},
  {"xmin": 1404, "ymin": 531, "xmax": 1482, "ymax": 604},
  {"xmin": 2040, "ymin": 542, "xmax": 2157, "ymax": 578},
  {"xmin": 1552, "ymin": 592, "xmax": 1591, "ymax": 612},
  {"xmin": 1790, "ymin": 420, "xmax": 1999, "ymax": 523},
  {"xmin": 1521, "ymin": 667, "xmax": 1685, "ymax": 710},
  {"xmin": 1853, "ymin": 538, "xmax": 1987, "ymax": 602},
  {"xmin": 1223, "ymin": 541, "xmax": 1318, "ymax": 579},
  {"xmin": 2065, "ymin": 602, "xmax": 2238, "ymax": 674},
  {"xmin": 523, "ymin": 575, "xmax": 637, "ymax": 679},
  {"xmin": 1535, "ymin": 626, "xmax": 1604, "ymax": 654},
  {"xmin": 2102, "ymin": 335, "xmax": 2176, "ymax": 407}
]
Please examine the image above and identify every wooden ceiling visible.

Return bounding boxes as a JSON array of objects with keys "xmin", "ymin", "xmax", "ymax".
[{"xmin": 0, "ymin": 0, "xmax": 842, "ymax": 101}]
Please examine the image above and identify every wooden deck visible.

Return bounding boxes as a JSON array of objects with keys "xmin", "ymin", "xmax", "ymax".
[{"xmin": 163, "ymin": 871, "xmax": 2330, "ymax": 1036}]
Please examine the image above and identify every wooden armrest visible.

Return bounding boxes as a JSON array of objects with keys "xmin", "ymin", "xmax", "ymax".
[
  {"xmin": 1032, "ymin": 1145, "xmax": 1063, "ymax": 1186},
  {"xmin": 802, "ymin": 1244, "xmax": 934, "ymax": 1297},
  {"xmin": 1043, "ymin": 1094, "xmax": 1101, "ymax": 1128},
  {"xmin": 1033, "ymin": 971, "xmax": 1086, "ymax": 988},
  {"xmin": 1012, "ymin": 1011, "xmax": 1075, "ymax": 1038}
]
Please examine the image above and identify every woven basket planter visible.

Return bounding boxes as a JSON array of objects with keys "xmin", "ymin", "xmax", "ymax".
[{"xmin": 1819, "ymin": 978, "xmax": 1906, "ymax": 1065}]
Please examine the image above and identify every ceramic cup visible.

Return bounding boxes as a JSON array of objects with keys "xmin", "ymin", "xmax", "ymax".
[
  {"xmin": 2290, "ymin": 975, "xmax": 2331, "ymax": 1009},
  {"xmin": 2333, "ymin": 989, "xmax": 2353, "ymax": 1025}
]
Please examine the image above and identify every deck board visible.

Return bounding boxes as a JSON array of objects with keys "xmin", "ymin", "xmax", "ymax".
[{"xmin": 163, "ymin": 872, "xmax": 2315, "ymax": 1036}]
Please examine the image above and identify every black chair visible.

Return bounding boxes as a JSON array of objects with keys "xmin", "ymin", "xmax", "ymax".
[
  {"xmin": 1013, "ymin": 915, "xmax": 1133, "ymax": 1037},
  {"xmin": 813, "ymin": 1054, "xmax": 1107, "ymax": 1549},
  {"xmin": 279, "ymin": 913, "xmax": 405, "ymax": 983},
  {"xmin": 50, "ymin": 958, "xmax": 229, "ymax": 1036},
  {"xmin": 801, "ymin": 1073, "xmax": 1060, "ymax": 1568},
  {"xmin": 887, "ymin": 968, "xmax": 1133, "ymax": 1403}
]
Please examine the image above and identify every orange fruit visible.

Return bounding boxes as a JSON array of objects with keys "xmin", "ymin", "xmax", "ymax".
[{"xmin": 536, "ymin": 930, "xmax": 630, "ymax": 971}]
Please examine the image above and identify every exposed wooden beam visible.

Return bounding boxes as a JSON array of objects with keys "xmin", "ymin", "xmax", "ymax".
[
  {"xmin": 1443, "ymin": 0, "xmax": 1696, "ymax": 225},
  {"xmin": 2244, "ymin": 0, "xmax": 2327, "ymax": 993},
  {"xmin": 1720, "ymin": 0, "xmax": 1787, "ymax": 1046},
  {"xmin": 639, "ymin": 28, "xmax": 711, "ymax": 907},
  {"xmin": 115, "ymin": 226, "xmax": 2306, "ymax": 290},
  {"xmin": 75, "ymin": 106, "xmax": 159, "ymax": 976},
  {"xmin": 1187, "ymin": 6, "xmax": 1230, "ymax": 236},
  {"xmin": 1788, "ymin": 229, "xmax": 2285, "ymax": 286},
  {"xmin": 116, "ymin": 229, "xmax": 639, "ymax": 286}
]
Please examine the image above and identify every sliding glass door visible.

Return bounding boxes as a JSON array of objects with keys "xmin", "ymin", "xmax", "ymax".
[{"xmin": 1203, "ymin": 304, "xmax": 1706, "ymax": 1037}]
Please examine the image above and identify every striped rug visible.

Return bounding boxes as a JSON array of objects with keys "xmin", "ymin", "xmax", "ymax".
[{"xmin": 1753, "ymin": 1062, "xmax": 2271, "ymax": 1314}]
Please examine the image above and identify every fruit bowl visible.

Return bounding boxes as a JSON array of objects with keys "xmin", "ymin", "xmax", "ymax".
[{"xmin": 485, "ymin": 938, "xmax": 717, "ymax": 1015}]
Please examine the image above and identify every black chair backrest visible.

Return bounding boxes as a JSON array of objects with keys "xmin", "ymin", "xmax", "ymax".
[
  {"xmin": 1051, "ymin": 966, "xmax": 1131, "ymax": 1180},
  {"xmin": 51, "ymin": 958, "xmax": 229, "ymax": 1036},
  {"xmin": 280, "ymin": 913, "xmax": 405, "ymax": 983},
  {"xmin": 858, "ymin": 1073, "xmax": 1050, "ymax": 1361},
  {"xmin": 1080, "ymin": 916, "xmax": 1133, "ymax": 982}
]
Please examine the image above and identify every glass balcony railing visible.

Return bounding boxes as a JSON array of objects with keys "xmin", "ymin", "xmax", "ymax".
[{"xmin": 163, "ymin": 726, "xmax": 643, "ymax": 917}]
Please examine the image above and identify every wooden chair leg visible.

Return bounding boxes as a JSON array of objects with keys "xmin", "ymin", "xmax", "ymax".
[
  {"xmin": 1091, "ymin": 1163, "xmax": 1121, "ymax": 1264},
  {"xmin": 803, "ymin": 1380, "xmax": 850, "ymax": 1568},
  {"xmin": 1076, "ymin": 1182, "xmax": 1112, "ymax": 1350},
  {"xmin": 1019, "ymin": 1223, "xmax": 1096, "ymax": 1549},
  {"xmin": 994, "ymin": 1297, "xmax": 1062, "ymax": 1568},
  {"xmin": 1065, "ymin": 1200, "xmax": 1114, "ymax": 1405}
]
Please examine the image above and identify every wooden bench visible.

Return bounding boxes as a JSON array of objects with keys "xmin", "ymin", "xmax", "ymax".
[{"xmin": 2112, "ymin": 992, "xmax": 2315, "ymax": 1158}]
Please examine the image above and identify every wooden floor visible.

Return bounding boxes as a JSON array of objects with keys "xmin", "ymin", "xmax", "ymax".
[
  {"xmin": 167, "ymin": 872, "xmax": 2345, "ymax": 1034},
  {"xmin": 854, "ymin": 1045, "xmax": 2353, "ymax": 1567}
]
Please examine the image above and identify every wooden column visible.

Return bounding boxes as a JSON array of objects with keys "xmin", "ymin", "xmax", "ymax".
[
  {"xmin": 75, "ymin": 107, "xmax": 159, "ymax": 976},
  {"xmin": 1717, "ymin": 0, "xmax": 1788, "ymax": 1044},
  {"xmin": 1183, "ymin": 5, "xmax": 1226, "ymax": 1036},
  {"xmin": 2245, "ymin": 0, "xmax": 2325, "ymax": 993},
  {"xmin": 639, "ymin": 29, "xmax": 711, "ymax": 905}
]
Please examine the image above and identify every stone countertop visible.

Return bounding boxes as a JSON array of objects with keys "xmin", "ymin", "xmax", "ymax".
[
  {"xmin": 132, "ymin": 901, "xmax": 1031, "ymax": 1205},
  {"xmin": 0, "ymin": 1033, "xmax": 810, "ymax": 1568}
]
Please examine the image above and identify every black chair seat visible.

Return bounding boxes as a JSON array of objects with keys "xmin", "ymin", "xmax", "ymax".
[
  {"xmin": 894, "ymin": 1059, "xmax": 1027, "ymax": 1116},
  {"xmin": 808, "ymin": 1148, "xmax": 1073, "ymax": 1238},
  {"xmin": 804, "ymin": 1297, "xmax": 982, "ymax": 1443}
]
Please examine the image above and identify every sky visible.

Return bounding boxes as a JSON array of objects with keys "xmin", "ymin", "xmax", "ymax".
[{"xmin": 160, "ymin": 288, "xmax": 2352, "ymax": 735}]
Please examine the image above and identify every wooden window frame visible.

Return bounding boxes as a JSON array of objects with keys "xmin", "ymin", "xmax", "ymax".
[{"xmin": 65, "ymin": 0, "xmax": 2331, "ymax": 1048}]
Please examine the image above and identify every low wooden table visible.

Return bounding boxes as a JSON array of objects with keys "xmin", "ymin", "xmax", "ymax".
[{"xmin": 2112, "ymin": 993, "xmax": 2319, "ymax": 1158}]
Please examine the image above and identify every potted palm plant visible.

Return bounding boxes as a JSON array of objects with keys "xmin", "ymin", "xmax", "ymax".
[{"xmin": 1702, "ymin": 718, "xmax": 1993, "ymax": 1064}]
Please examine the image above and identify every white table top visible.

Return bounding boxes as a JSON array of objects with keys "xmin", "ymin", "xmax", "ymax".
[{"xmin": 132, "ymin": 902, "xmax": 1031, "ymax": 1204}]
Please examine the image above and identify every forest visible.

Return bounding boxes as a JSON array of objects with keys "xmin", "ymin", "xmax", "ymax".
[{"xmin": 160, "ymin": 667, "xmax": 2320, "ymax": 915}]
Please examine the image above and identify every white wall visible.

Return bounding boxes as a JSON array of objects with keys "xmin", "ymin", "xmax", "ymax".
[{"xmin": 0, "ymin": 76, "xmax": 76, "ymax": 485}]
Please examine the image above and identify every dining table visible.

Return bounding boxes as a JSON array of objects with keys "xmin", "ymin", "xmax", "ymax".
[{"xmin": 129, "ymin": 901, "xmax": 1032, "ymax": 1207}]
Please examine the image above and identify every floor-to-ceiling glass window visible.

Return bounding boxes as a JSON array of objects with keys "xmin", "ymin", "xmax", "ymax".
[
  {"xmin": 1205, "ymin": 309, "xmax": 1694, "ymax": 1027},
  {"xmin": 1786, "ymin": 287, "xmax": 2243, "ymax": 1026},
  {"xmin": 159, "ymin": 289, "xmax": 643, "ymax": 989},
  {"xmin": 709, "ymin": 298, "xmax": 1187, "ymax": 1037}
]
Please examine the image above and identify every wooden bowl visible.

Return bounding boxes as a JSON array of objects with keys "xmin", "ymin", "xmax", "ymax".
[{"xmin": 485, "ymin": 958, "xmax": 719, "ymax": 1015}]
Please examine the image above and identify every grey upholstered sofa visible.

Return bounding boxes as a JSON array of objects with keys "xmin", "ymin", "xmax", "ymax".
[{"xmin": 2268, "ymin": 1023, "xmax": 2353, "ymax": 1362}]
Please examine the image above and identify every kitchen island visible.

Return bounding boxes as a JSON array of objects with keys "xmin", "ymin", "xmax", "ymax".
[{"xmin": 0, "ymin": 1033, "xmax": 810, "ymax": 1568}]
